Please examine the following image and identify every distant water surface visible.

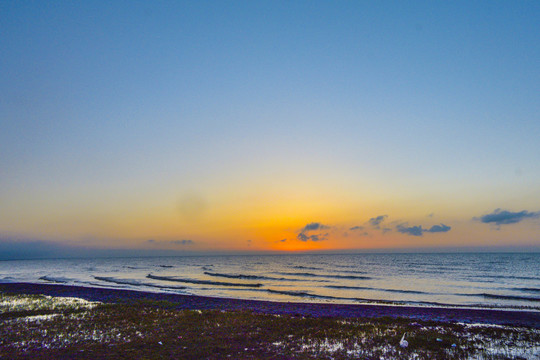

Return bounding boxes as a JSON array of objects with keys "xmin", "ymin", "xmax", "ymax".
[{"xmin": 1, "ymin": 253, "xmax": 539, "ymax": 309}]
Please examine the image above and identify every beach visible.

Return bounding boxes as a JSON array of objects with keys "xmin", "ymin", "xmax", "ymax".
[{"xmin": 1, "ymin": 283, "xmax": 539, "ymax": 359}]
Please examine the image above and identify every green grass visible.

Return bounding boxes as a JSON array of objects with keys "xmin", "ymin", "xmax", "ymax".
[{"xmin": 0, "ymin": 292, "xmax": 538, "ymax": 359}]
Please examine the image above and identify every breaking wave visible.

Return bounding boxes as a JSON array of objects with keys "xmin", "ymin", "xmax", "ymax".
[
  {"xmin": 94, "ymin": 276, "xmax": 186, "ymax": 290},
  {"xmin": 39, "ymin": 276, "xmax": 70, "ymax": 284},
  {"xmin": 204, "ymin": 271, "xmax": 304, "ymax": 282},
  {"xmin": 325, "ymin": 285, "xmax": 428, "ymax": 295},
  {"xmin": 292, "ymin": 266, "xmax": 324, "ymax": 270},
  {"xmin": 276, "ymin": 272, "xmax": 371, "ymax": 280},
  {"xmin": 514, "ymin": 287, "xmax": 540, "ymax": 293},
  {"xmin": 147, "ymin": 274, "xmax": 263, "ymax": 288},
  {"xmin": 479, "ymin": 293, "xmax": 540, "ymax": 302}
]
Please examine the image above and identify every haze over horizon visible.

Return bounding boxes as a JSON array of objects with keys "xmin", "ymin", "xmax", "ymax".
[{"xmin": 1, "ymin": 1, "xmax": 539, "ymax": 259}]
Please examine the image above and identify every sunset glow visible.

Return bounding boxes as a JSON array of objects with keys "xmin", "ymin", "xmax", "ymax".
[{"xmin": 1, "ymin": 1, "xmax": 539, "ymax": 259}]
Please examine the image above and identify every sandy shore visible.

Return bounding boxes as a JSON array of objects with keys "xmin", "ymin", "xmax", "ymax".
[{"xmin": 2, "ymin": 282, "xmax": 539, "ymax": 328}]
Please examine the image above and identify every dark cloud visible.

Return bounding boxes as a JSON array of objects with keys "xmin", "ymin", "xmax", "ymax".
[
  {"xmin": 276, "ymin": 239, "xmax": 287, "ymax": 243},
  {"xmin": 368, "ymin": 215, "xmax": 387, "ymax": 228},
  {"xmin": 396, "ymin": 224, "xmax": 424, "ymax": 236},
  {"xmin": 301, "ymin": 222, "xmax": 330, "ymax": 232},
  {"xmin": 297, "ymin": 233, "xmax": 309, "ymax": 242},
  {"xmin": 477, "ymin": 209, "xmax": 540, "ymax": 225},
  {"xmin": 396, "ymin": 222, "xmax": 452, "ymax": 236},
  {"xmin": 426, "ymin": 224, "xmax": 451, "ymax": 233},
  {"xmin": 349, "ymin": 226, "xmax": 364, "ymax": 231},
  {"xmin": 297, "ymin": 222, "xmax": 330, "ymax": 242},
  {"xmin": 298, "ymin": 234, "xmax": 325, "ymax": 242}
]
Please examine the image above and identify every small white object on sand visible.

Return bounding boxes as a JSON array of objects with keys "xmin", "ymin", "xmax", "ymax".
[{"xmin": 399, "ymin": 334, "xmax": 408, "ymax": 348}]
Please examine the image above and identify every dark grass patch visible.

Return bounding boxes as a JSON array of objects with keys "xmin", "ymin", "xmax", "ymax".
[{"xmin": 1, "ymin": 290, "xmax": 539, "ymax": 359}]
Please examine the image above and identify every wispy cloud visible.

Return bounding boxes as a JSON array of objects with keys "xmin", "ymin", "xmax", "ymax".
[
  {"xmin": 349, "ymin": 226, "xmax": 364, "ymax": 231},
  {"xmin": 476, "ymin": 209, "xmax": 540, "ymax": 226}
]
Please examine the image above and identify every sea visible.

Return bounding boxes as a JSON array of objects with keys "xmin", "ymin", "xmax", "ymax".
[{"xmin": 1, "ymin": 253, "xmax": 539, "ymax": 310}]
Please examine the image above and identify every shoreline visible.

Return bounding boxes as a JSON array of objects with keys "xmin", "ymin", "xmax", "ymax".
[{"xmin": 2, "ymin": 282, "xmax": 539, "ymax": 328}]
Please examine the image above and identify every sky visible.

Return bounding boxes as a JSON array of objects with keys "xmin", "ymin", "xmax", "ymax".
[{"xmin": 1, "ymin": 1, "xmax": 539, "ymax": 258}]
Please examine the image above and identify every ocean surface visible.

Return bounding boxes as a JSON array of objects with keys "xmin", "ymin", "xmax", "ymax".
[{"xmin": 1, "ymin": 253, "xmax": 539, "ymax": 310}]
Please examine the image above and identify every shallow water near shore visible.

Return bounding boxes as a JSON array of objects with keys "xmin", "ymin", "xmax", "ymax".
[{"xmin": 1, "ymin": 253, "xmax": 539, "ymax": 309}]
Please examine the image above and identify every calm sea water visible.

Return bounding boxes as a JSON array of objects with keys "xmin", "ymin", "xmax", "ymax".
[{"xmin": 1, "ymin": 253, "xmax": 539, "ymax": 309}]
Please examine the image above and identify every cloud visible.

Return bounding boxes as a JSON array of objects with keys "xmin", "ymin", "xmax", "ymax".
[
  {"xmin": 297, "ymin": 233, "xmax": 309, "ymax": 242},
  {"xmin": 301, "ymin": 222, "xmax": 330, "ymax": 232},
  {"xmin": 148, "ymin": 239, "xmax": 194, "ymax": 246},
  {"xmin": 396, "ymin": 224, "xmax": 424, "ymax": 236},
  {"xmin": 275, "ymin": 238, "xmax": 287, "ymax": 243},
  {"xmin": 426, "ymin": 224, "xmax": 451, "ymax": 233},
  {"xmin": 476, "ymin": 209, "xmax": 540, "ymax": 226},
  {"xmin": 298, "ymin": 234, "xmax": 326, "ymax": 242},
  {"xmin": 396, "ymin": 223, "xmax": 452, "ymax": 236},
  {"xmin": 368, "ymin": 215, "xmax": 387, "ymax": 228},
  {"xmin": 297, "ymin": 222, "xmax": 330, "ymax": 242},
  {"xmin": 349, "ymin": 226, "xmax": 364, "ymax": 231}
]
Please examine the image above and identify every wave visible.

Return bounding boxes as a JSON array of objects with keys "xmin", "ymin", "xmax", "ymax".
[
  {"xmin": 265, "ymin": 288, "xmax": 444, "ymax": 306},
  {"xmin": 459, "ymin": 292, "xmax": 540, "ymax": 302},
  {"xmin": 329, "ymin": 269, "xmax": 369, "ymax": 275},
  {"xmin": 94, "ymin": 276, "xmax": 186, "ymax": 290},
  {"xmin": 292, "ymin": 266, "xmax": 324, "ymax": 271},
  {"xmin": 326, "ymin": 285, "xmax": 373, "ymax": 290},
  {"xmin": 276, "ymin": 272, "xmax": 371, "ymax": 280},
  {"xmin": 266, "ymin": 289, "xmax": 353, "ymax": 301},
  {"xmin": 480, "ymin": 293, "xmax": 540, "ymax": 302},
  {"xmin": 158, "ymin": 265, "xmax": 174, "ymax": 268},
  {"xmin": 39, "ymin": 276, "xmax": 70, "ymax": 284},
  {"xmin": 325, "ymin": 285, "xmax": 428, "ymax": 295},
  {"xmin": 469, "ymin": 274, "xmax": 540, "ymax": 282},
  {"xmin": 203, "ymin": 271, "xmax": 306, "ymax": 282},
  {"xmin": 515, "ymin": 287, "xmax": 540, "ymax": 293},
  {"xmin": 204, "ymin": 271, "xmax": 275, "ymax": 280},
  {"xmin": 146, "ymin": 274, "xmax": 263, "ymax": 288},
  {"xmin": 332, "ymin": 264, "xmax": 357, "ymax": 269},
  {"xmin": 266, "ymin": 289, "xmax": 315, "ymax": 298}
]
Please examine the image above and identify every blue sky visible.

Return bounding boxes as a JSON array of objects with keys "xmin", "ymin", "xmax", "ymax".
[{"xmin": 1, "ymin": 1, "xmax": 539, "ymax": 258}]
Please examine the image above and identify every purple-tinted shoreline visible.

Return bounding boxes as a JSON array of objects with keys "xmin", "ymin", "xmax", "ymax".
[{"xmin": 2, "ymin": 282, "xmax": 539, "ymax": 328}]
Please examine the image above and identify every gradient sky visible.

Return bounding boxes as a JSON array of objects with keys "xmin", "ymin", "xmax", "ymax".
[{"xmin": 1, "ymin": 1, "xmax": 539, "ymax": 258}]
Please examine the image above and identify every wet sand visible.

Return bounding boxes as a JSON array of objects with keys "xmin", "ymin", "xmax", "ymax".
[{"xmin": 1, "ymin": 282, "xmax": 539, "ymax": 328}]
